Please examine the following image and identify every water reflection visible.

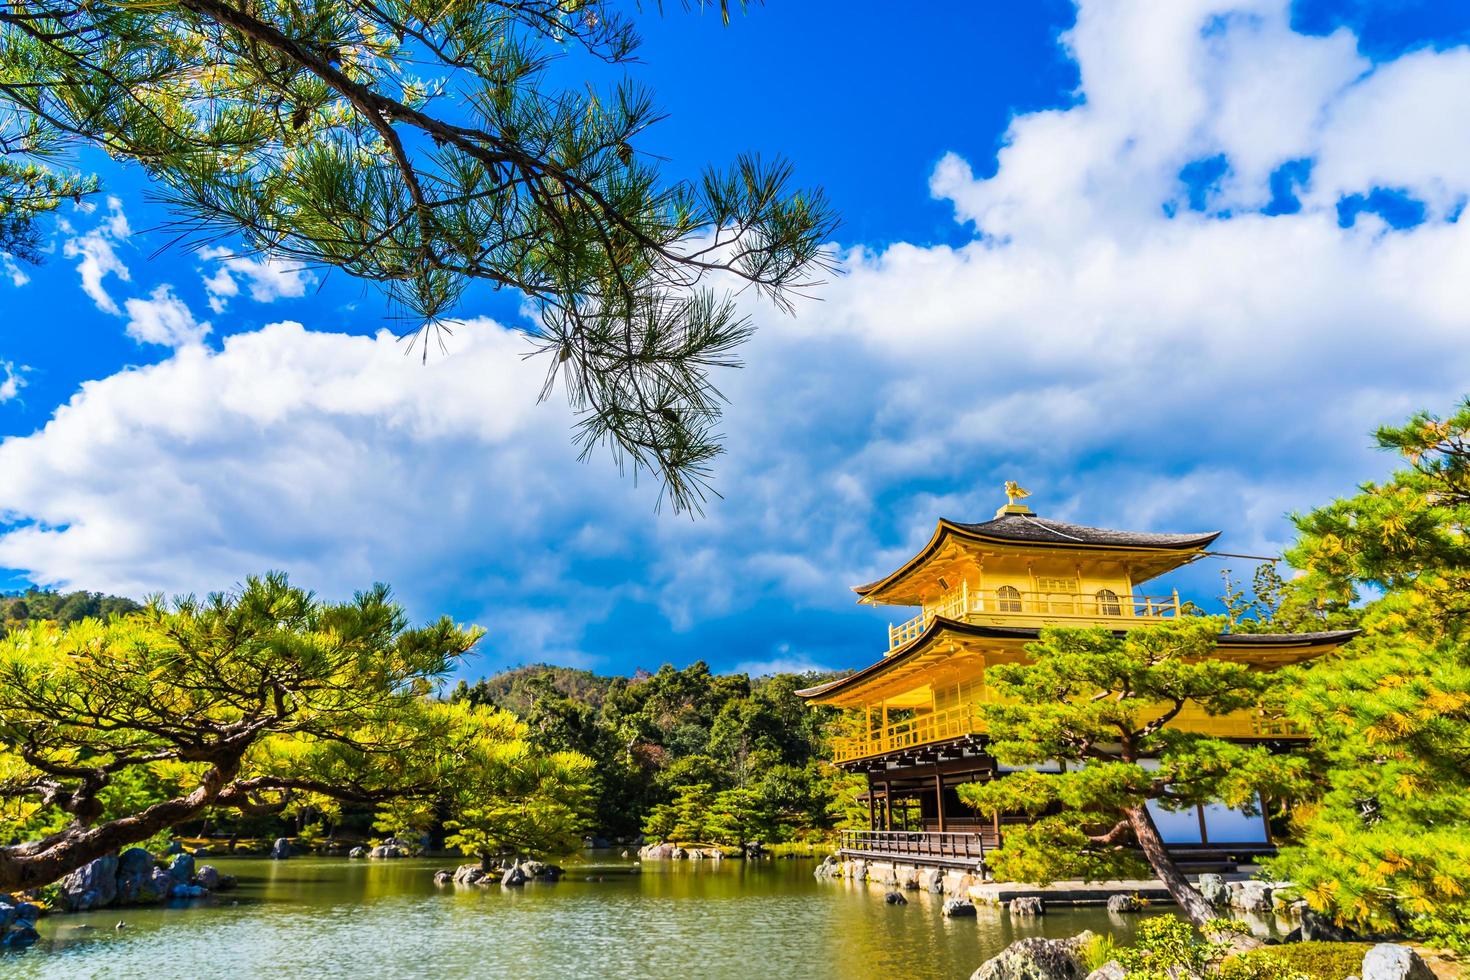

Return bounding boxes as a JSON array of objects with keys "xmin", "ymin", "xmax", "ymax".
[{"xmin": 8, "ymin": 856, "xmax": 1155, "ymax": 980}]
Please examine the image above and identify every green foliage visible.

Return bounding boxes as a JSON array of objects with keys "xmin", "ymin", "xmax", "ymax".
[
  {"xmin": 0, "ymin": 587, "xmax": 141, "ymax": 637},
  {"xmin": 970, "ymin": 816, "xmax": 1146, "ymax": 886},
  {"xmin": 1284, "ymin": 397, "xmax": 1470, "ymax": 637},
  {"xmin": 0, "ymin": 115, "xmax": 97, "ymax": 262},
  {"xmin": 457, "ymin": 659, "xmax": 846, "ymax": 842},
  {"xmin": 0, "ymin": 0, "xmax": 837, "ymax": 509},
  {"xmin": 958, "ymin": 619, "xmax": 1308, "ymax": 912},
  {"xmin": 643, "ymin": 783, "xmax": 717, "ymax": 843},
  {"xmin": 1267, "ymin": 398, "xmax": 1470, "ymax": 949},
  {"xmin": 294, "ymin": 821, "xmax": 327, "ymax": 853},
  {"xmin": 0, "ymin": 572, "xmax": 590, "ymax": 889},
  {"xmin": 443, "ymin": 745, "xmax": 594, "ymax": 864},
  {"xmin": 1222, "ymin": 944, "xmax": 1370, "ymax": 980},
  {"xmin": 1079, "ymin": 933, "xmax": 1121, "ymax": 974},
  {"xmin": 1116, "ymin": 916, "xmax": 1252, "ymax": 980},
  {"xmin": 372, "ymin": 799, "xmax": 435, "ymax": 844},
  {"xmin": 1220, "ymin": 564, "xmax": 1289, "ymax": 634}
]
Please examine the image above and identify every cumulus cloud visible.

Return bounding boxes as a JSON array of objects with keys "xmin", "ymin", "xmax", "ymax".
[
  {"xmin": 61, "ymin": 197, "xmax": 131, "ymax": 314},
  {"xmin": 1, "ymin": 253, "xmax": 29, "ymax": 288},
  {"xmin": 199, "ymin": 247, "xmax": 315, "ymax": 312},
  {"xmin": 0, "ymin": 361, "xmax": 25, "ymax": 403},
  {"xmin": 0, "ymin": 319, "xmax": 651, "ymax": 666},
  {"xmin": 3, "ymin": 0, "xmax": 1470, "ymax": 672},
  {"xmin": 123, "ymin": 285, "xmax": 212, "ymax": 348}
]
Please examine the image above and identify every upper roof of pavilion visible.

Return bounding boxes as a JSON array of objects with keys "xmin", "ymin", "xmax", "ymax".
[{"xmin": 854, "ymin": 488, "xmax": 1220, "ymax": 606}]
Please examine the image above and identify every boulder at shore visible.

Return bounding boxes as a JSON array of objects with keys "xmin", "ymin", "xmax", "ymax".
[
  {"xmin": 971, "ymin": 932, "xmax": 1094, "ymax": 980},
  {"xmin": 1361, "ymin": 944, "xmax": 1435, "ymax": 980},
  {"xmin": 59, "ymin": 854, "xmax": 119, "ymax": 911}
]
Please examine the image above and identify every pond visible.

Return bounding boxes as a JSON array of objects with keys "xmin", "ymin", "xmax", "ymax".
[{"xmin": 7, "ymin": 855, "xmax": 1159, "ymax": 979}]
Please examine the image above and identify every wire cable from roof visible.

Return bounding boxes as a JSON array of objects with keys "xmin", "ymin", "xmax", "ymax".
[
  {"xmin": 1019, "ymin": 513, "xmax": 1087, "ymax": 543},
  {"xmin": 1200, "ymin": 550, "xmax": 1281, "ymax": 563}
]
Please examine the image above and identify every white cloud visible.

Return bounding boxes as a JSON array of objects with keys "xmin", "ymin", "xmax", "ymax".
[
  {"xmin": 1, "ymin": 253, "xmax": 29, "ymax": 288},
  {"xmin": 0, "ymin": 361, "xmax": 25, "ymax": 403},
  {"xmin": 198, "ymin": 247, "xmax": 314, "ymax": 312},
  {"xmin": 123, "ymin": 285, "xmax": 212, "ymax": 348},
  {"xmin": 0, "ymin": 320, "xmax": 641, "ymax": 657},
  {"xmin": 3, "ymin": 0, "xmax": 1470, "ymax": 671},
  {"xmin": 61, "ymin": 197, "xmax": 131, "ymax": 314}
]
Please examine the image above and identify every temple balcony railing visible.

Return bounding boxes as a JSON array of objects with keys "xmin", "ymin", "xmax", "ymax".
[
  {"xmin": 837, "ymin": 829, "xmax": 992, "ymax": 869},
  {"xmin": 830, "ymin": 702, "xmax": 985, "ymax": 764},
  {"xmin": 830, "ymin": 702, "xmax": 1304, "ymax": 764},
  {"xmin": 887, "ymin": 583, "xmax": 1182, "ymax": 652}
]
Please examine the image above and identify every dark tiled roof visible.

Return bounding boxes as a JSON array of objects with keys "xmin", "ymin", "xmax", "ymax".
[
  {"xmin": 794, "ymin": 620, "xmax": 1361, "ymax": 699},
  {"xmin": 1215, "ymin": 630, "xmax": 1363, "ymax": 646},
  {"xmin": 951, "ymin": 514, "xmax": 1220, "ymax": 550}
]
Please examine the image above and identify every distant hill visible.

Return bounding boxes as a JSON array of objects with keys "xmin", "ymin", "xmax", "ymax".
[
  {"xmin": 450, "ymin": 663, "xmax": 620, "ymax": 714},
  {"xmin": 1, "ymin": 588, "xmax": 143, "ymax": 634},
  {"xmin": 450, "ymin": 661, "xmax": 846, "ymax": 714}
]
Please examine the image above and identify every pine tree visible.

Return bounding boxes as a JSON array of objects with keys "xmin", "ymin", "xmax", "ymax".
[
  {"xmin": 956, "ymin": 619, "xmax": 1310, "ymax": 932},
  {"xmin": 0, "ymin": 0, "xmax": 837, "ymax": 509},
  {"xmin": 1268, "ymin": 398, "xmax": 1470, "ymax": 948}
]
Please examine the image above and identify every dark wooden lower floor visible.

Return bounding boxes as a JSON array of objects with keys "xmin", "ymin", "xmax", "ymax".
[{"xmin": 848, "ymin": 737, "xmax": 1276, "ymax": 869}]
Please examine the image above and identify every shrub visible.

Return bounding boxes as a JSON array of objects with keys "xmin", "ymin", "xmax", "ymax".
[
  {"xmin": 1222, "ymin": 943, "xmax": 1370, "ymax": 980},
  {"xmin": 1080, "ymin": 933, "xmax": 1121, "ymax": 973}
]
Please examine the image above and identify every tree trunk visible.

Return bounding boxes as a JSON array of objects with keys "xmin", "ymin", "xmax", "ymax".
[
  {"xmin": 1124, "ymin": 804, "xmax": 1222, "ymax": 928},
  {"xmin": 0, "ymin": 767, "xmax": 229, "ymax": 892}
]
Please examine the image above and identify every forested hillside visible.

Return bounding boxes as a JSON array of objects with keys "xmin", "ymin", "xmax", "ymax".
[
  {"xmin": 451, "ymin": 661, "xmax": 862, "ymax": 841},
  {"xmin": 0, "ymin": 588, "xmax": 141, "ymax": 635}
]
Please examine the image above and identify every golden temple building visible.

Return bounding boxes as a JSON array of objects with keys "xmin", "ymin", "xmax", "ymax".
[{"xmin": 797, "ymin": 489, "xmax": 1357, "ymax": 868}]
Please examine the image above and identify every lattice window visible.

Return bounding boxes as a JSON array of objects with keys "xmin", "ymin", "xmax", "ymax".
[
  {"xmin": 996, "ymin": 585, "xmax": 1022, "ymax": 612},
  {"xmin": 1095, "ymin": 588, "xmax": 1122, "ymax": 616}
]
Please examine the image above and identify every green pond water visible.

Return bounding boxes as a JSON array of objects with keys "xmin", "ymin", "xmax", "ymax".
[{"xmin": 5, "ymin": 855, "xmax": 1160, "ymax": 979}]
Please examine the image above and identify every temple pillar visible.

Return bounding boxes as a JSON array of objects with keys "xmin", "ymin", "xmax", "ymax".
[{"xmin": 934, "ymin": 771, "xmax": 946, "ymax": 832}]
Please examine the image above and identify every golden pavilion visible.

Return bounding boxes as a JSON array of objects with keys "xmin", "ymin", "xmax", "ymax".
[{"xmin": 797, "ymin": 487, "xmax": 1357, "ymax": 867}]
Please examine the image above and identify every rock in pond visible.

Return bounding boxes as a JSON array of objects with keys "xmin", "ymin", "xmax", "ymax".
[
  {"xmin": 1009, "ymin": 896, "xmax": 1045, "ymax": 917},
  {"xmin": 194, "ymin": 865, "xmax": 221, "ymax": 890},
  {"xmin": 943, "ymin": 898, "xmax": 977, "ymax": 918},
  {"xmin": 270, "ymin": 838, "xmax": 292, "ymax": 860},
  {"xmin": 1085, "ymin": 962, "xmax": 1125, "ymax": 980},
  {"xmin": 1, "ymin": 918, "xmax": 39, "ymax": 950},
  {"xmin": 433, "ymin": 870, "xmax": 454, "ymax": 885},
  {"xmin": 971, "ymin": 932, "xmax": 1094, "ymax": 980},
  {"xmin": 168, "ymin": 852, "xmax": 196, "ymax": 884},
  {"xmin": 115, "ymin": 848, "xmax": 159, "ymax": 904},
  {"xmin": 1361, "ymin": 944, "xmax": 1434, "ymax": 980},
  {"xmin": 348, "ymin": 846, "xmax": 368, "ymax": 859},
  {"xmin": 1105, "ymin": 894, "xmax": 1142, "ymax": 913},
  {"xmin": 1196, "ymin": 873, "xmax": 1230, "ymax": 908},
  {"xmin": 451, "ymin": 864, "xmax": 488, "ymax": 885},
  {"xmin": 515, "ymin": 860, "xmax": 559, "ymax": 881},
  {"xmin": 501, "ymin": 864, "xmax": 528, "ymax": 887},
  {"xmin": 884, "ymin": 891, "xmax": 908, "ymax": 905},
  {"xmin": 59, "ymin": 854, "xmax": 119, "ymax": 912},
  {"xmin": 1229, "ymin": 880, "xmax": 1273, "ymax": 913}
]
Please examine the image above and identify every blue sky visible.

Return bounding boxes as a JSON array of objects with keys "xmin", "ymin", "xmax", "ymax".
[{"xmin": 3, "ymin": 0, "xmax": 1470, "ymax": 680}]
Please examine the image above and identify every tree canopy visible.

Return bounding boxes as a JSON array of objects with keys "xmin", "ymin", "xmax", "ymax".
[
  {"xmin": 0, "ymin": 0, "xmax": 837, "ymax": 510},
  {"xmin": 957, "ymin": 618, "xmax": 1310, "ymax": 930},
  {"xmin": 1266, "ymin": 398, "xmax": 1470, "ymax": 949},
  {"xmin": 453, "ymin": 658, "xmax": 858, "ymax": 843},
  {"xmin": 0, "ymin": 572, "xmax": 592, "ymax": 890}
]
